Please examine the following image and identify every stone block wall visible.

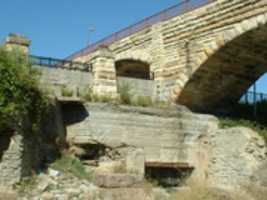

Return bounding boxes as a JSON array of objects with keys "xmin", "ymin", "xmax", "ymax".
[
  {"xmin": 117, "ymin": 77, "xmax": 156, "ymax": 100},
  {"xmin": 65, "ymin": 103, "xmax": 218, "ymax": 164},
  {"xmin": 65, "ymin": 103, "xmax": 267, "ymax": 188},
  {"xmin": 0, "ymin": 134, "xmax": 23, "ymax": 186},
  {"xmin": 35, "ymin": 65, "xmax": 93, "ymax": 97},
  {"xmin": 71, "ymin": 0, "xmax": 267, "ymax": 109}
]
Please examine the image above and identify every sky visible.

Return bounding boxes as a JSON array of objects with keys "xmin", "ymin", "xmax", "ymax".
[{"xmin": 0, "ymin": 0, "xmax": 266, "ymax": 93}]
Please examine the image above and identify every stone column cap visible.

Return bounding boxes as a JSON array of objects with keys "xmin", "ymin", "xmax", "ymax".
[{"xmin": 5, "ymin": 33, "xmax": 31, "ymax": 47}]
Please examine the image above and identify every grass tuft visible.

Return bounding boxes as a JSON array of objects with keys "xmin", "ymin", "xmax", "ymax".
[{"xmin": 51, "ymin": 154, "xmax": 93, "ymax": 180}]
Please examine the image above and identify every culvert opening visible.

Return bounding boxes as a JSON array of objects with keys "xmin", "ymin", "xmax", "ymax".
[{"xmin": 145, "ymin": 162, "xmax": 194, "ymax": 187}]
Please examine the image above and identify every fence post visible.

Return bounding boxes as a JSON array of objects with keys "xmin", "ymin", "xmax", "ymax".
[{"xmin": 253, "ymin": 83, "xmax": 257, "ymax": 118}]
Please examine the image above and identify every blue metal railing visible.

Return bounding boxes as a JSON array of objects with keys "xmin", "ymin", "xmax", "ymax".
[
  {"xmin": 67, "ymin": 0, "xmax": 215, "ymax": 60},
  {"xmin": 30, "ymin": 55, "xmax": 92, "ymax": 72},
  {"xmin": 240, "ymin": 91, "xmax": 267, "ymax": 104}
]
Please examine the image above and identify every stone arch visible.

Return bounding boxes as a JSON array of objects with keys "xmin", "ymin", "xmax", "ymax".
[
  {"xmin": 115, "ymin": 50, "xmax": 153, "ymax": 79},
  {"xmin": 175, "ymin": 14, "xmax": 267, "ymax": 111},
  {"xmin": 115, "ymin": 50, "xmax": 153, "ymax": 64}
]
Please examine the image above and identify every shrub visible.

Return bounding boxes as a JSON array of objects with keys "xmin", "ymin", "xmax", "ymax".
[{"xmin": 0, "ymin": 47, "xmax": 49, "ymax": 132}]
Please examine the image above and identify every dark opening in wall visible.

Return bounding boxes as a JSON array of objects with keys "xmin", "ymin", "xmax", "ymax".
[
  {"xmin": 61, "ymin": 101, "xmax": 89, "ymax": 126},
  {"xmin": 145, "ymin": 162, "xmax": 194, "ymax": 187},
  {"xmin": 0, "ymin": 131, "xmax": 13, "ymax": 162},
  {"xmin": 116, "ymin": 59, "xmax": 151, "ymax": 80},
  {"xmin": 76, "ymin": 144, "xmax": 106, "ymax": 160}
]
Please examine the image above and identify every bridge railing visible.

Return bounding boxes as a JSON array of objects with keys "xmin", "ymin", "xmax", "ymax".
[
  {"xmin": 67, "ymin": 0, "xmax": 215, "ymax": 60},
  {"xmin": 30, "ymin": 55, "xmax": 92, "ymax": 72},
  {"xmin": 240, "ymin": 91, "xmax": 267, "ymax": 104}
]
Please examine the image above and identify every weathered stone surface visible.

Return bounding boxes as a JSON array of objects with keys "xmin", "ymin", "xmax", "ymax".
[
  {"xmin": 190, "ymin": 127, "xmax": 267, "ymax": 188},
  {"xmin": 126, "ymin": 148, "xmax": 145, "ymax": 177},
  {"xmin": 66, "ymin": 103, "xmax": 266, "ymax": 188},
  {"xmin": 67, "ymin": 103, "xmax": 218, "ymax": 165},
  {"xmin": 99, "ymin": 188, "xmax": 153, "ymax": 200},
  {"xmin": 0, "ymin": 187, "xmax": 18, "ymax": 200},
  {"xmin": 251, "ymin": 161, "xmax": 267, "ymax": 187},
  {"xmin": 94, "ymin": 173, "xmax": 143, "ymax": 188}
]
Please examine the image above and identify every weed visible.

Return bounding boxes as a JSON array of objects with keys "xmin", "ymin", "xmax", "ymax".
[
  {"xmin": 51, "ymin": 154, "xmax": 93, "ymax": 180},
  {"xmin": 133, "ymin": 96, "xmax": 153, "ymax": 107},
  {"xmin": 118, "ymin": 82, "xmax": 133, "ymax": 105},
  {"xmin": 219, "ymin": 117, "xmax": 267, "ymax": 144},
  {"xmin": 60, "ymin": 86, "xmax": 73, "ymax": 97}
]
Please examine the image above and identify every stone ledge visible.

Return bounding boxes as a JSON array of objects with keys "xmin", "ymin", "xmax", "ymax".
[{"xmin": 94, "ymin": 173, "xmax": 143, "ymax": 188}]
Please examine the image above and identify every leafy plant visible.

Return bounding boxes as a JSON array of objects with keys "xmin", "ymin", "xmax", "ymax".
[
  {"xmin": 51, "ymin": 154, "xmax": 93, "ymax": 180},
  {"xmin": 60, "ymin": 86, "xmax": 74, "ymax": 97},
  {"xmin": 0, "ymin": 47, "xmax": 49, "ymax": 132}
]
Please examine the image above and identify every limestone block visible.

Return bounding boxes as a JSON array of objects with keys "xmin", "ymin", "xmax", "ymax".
[
  {"xmin": 126, "ymin": 148, "xmax": 145, "ymax": 177},
  {"xmin": 99, "ymin": 188, "xmax": 153, "ymax": 200},
  {"xmin": 94, "ymin": 173, "xmax": 143, "ymax": 188}
]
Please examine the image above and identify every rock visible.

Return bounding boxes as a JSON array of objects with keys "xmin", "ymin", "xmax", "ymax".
[
  {"xmin": 251, "ymin": 161, "xmax": 267, "ymax": 187},
  {"xmin": 191, "ymin": 127, "xmax": 267, "ymax": 188},
  {"xmin": 94, "ymin": 173, "xmax": 143, "ymax": 188},
  {"xmin": 41, "ymin": 192, "xmax": 54, "ymax": 200},
  {"xmin": 152, "ymin": 188, "xmax": 169, "ymax": 200},
  {"xmin": 0, "ymin": 188, "xmax": 17, "ymax": 200},
  {"xmin": 126, "ymin": 148, "xmax": 145, "ymax": 177},
  {"xmin": 48, "ymin": 168, "xmax": 60, "ymax": 177},
  {"xmin": 99, "ymin": 188, "xmax": 153, "ymax": 200}
]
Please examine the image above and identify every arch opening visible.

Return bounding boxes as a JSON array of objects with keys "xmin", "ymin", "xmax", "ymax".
[
  {"xmin": 115, "ymin": 59, "xmax": 151, "ymax": 80},
  {"xmin": 177, "ymin": 23, "xmax": 267, "ymax": 112}
]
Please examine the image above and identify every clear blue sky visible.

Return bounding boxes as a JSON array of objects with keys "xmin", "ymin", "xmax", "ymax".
[{"xmin": 0, "ymin": 0, "xmax": 266, "ymax": 93}]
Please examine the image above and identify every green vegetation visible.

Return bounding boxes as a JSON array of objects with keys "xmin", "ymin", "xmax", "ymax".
[
  {"xmin": 80, "ymin": 87, "xmax": 117, "ymax": 103},
  {"xmin": 118, "ymin": 82, "xmax": 133, "ymax": 105},
  {"xmin": 51, "ymin": 154, "xmax": 93, "ymax": 180},
  {"xmin": 0, "ymin": 47, "xmax": 49, "ymax": 132},
  {"xmin": 15, "ymin": 176, "xmax": 38, "ymax": 194},
  {"xmin": 218, "ymin": 101, "xmax": 267, "ymax": 144},
  {"xmin": 60, "ymin": 86, "xmax": 74, "ymax": 97},
  {"xmin": 219, "ymin": 117, "xmax": 267, "ymax": 144},
  {"xmin": 132, "ymin": 95, "xmax": 153, "ymax": 107}
]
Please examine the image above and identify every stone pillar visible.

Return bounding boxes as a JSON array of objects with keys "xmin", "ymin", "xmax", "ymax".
[
  {"xmin": 91, "ymin": 46, "xmax": 118, "ymax": 97},
  {"xmin": 0, "ymin": 133, "xmax": 24, "ymax": 186},
  {"xmin": 4, "ymin": 33, "xmax": 31, "ymax": 54}
]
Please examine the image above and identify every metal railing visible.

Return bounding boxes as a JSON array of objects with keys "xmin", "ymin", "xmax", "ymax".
[
  {"xmin": 67, "ymin": 0, "xmax": 215, "ymax": 60},
  {"xmin": 240, "ymin": 91, "xmax": 267, "ymax": 104},
  {"xmin": 30, "ymin": 55, "xmax": 92, "ymax": 72}
]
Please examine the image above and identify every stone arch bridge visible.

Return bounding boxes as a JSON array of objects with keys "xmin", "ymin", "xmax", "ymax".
[
  {"xmin": 33, "ymin": 0, "xmax": 267, "ymax": 111},
  {"xmin": 65, "ymin": 0, "xmax": 267, "ymax": 111}
]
